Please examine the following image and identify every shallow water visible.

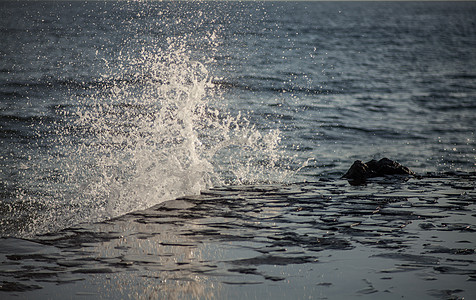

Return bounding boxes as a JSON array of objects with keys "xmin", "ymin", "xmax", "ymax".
[{"xmin": 1, "ymin": 174, "xmax": 475, "ymax": 299}]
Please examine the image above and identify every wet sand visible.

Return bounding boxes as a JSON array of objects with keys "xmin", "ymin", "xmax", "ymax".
[{"xmin": 1, "ymin": 173, "xmax": 475, "ymax": 299}]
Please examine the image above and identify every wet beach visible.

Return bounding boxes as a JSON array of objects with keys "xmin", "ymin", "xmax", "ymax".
[{"xmin": 1, "ymin": 173, "xmax": 475, "ymax": 299}]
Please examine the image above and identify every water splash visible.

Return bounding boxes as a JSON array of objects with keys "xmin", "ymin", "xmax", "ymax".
[
  {"xmin": 72, "ymin": 44, "xmax": 215, "ymax": 215},
  {"xmin": 4, "ymin": 47, "xmax": 294, "ymax": 237},
  {"xmin": 1, "ymin": 2, "xmax": 298, "ymax": 238},
  {"xmin": 58, "ymin": 43, "xmax": 294, "ymax": 233}
]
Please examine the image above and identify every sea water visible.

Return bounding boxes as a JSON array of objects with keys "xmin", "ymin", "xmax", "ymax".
[
  {"xmin": 1, "ymin": 2, "xmax": 476, "ymax": 299},
  {"xmin": 1, "ymin": 1, "xmax": 475, "ymax": 237}
]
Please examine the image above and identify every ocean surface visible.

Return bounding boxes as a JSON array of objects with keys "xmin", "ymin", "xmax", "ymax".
[
  {"xmin": 1, "ymin": 0, "xmax": 475, "ymax": 237},
  {"xmin": 0, "ymin": 1, "xmax": 475, "ymax": 298}
]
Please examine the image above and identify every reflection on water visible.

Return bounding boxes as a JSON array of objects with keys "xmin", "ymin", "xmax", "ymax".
[
  {"xmin": 1, "ymin": 174, "xmax": 475, "ymax": 299},
  {"xmin": 83, "ymin": 220, "xmax": 221, "ymax": 300}
]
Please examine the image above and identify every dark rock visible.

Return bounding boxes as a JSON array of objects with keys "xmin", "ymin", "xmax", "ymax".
[{"xmin": 343, "ymin": 158, "xmax": 414, "ymax": 184}]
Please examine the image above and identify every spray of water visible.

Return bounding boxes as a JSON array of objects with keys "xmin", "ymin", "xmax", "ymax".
[
  {"xmin": 71, "ymin": 45, "xmax": 213, "ymax": 215},
  {"xmin": 63, "ymin": 44, "xmax": 293, "ymax": 230},
  {"xmin": 2, "ymin": 2, "xmax": 298, "ymax": 237}
]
